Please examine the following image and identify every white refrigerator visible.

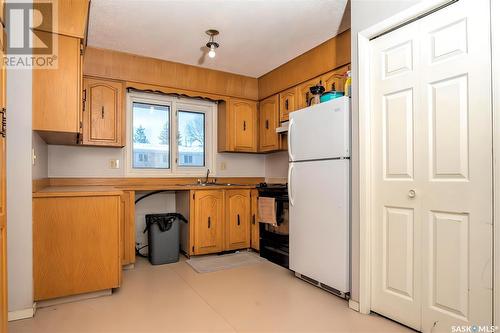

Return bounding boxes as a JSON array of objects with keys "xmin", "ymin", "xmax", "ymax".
[{"xmin": 288, "ymin": 97, "xmax": 350, "ymax": 295}]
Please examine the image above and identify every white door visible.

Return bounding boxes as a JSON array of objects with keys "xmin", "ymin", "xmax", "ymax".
[
  {"xmin": 288, "ymin": 97, "xmax": 350, "ymax": 162},
  {"xmin": 370, "ymin": 0, "xmax": 492, "ymax": 332},
  {"xmin": 289, "ymin": 159, "xmax": 350, "ymax": 292}
]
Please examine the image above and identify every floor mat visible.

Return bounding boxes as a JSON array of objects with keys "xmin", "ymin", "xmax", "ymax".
[{"xmin": 186, "ymin": 251, "xmax": 266, "ymax": 273}]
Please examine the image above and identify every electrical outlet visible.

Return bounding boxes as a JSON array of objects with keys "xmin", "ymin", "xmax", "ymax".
[
  {"xmin": 110, "ymin": 159, "xmax": 120, "ymax": 169},
  {"xmin": 220, "ymin": 161, "xmax": 227, "ymax": 170}
]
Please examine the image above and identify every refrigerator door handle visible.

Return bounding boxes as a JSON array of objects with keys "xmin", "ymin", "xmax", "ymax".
[
  {"xmin": 288, "ymin": 164, "xmax": 295, "ymax": 206},
  {"xmin": 288, "ymin": 118, "xmax": 295, "ymax": 161}
]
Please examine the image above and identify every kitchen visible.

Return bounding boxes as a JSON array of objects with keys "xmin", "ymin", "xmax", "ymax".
[{"xmin": 1, "ymin": 0, "xmax": 498, "ymax": 332}]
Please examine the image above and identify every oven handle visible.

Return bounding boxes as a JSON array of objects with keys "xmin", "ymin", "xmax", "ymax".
[{"xmin": 288, "ymin": 164, "xmax": 295, "ymax": 207}]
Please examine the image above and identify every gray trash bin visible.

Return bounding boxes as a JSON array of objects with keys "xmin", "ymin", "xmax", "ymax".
[{"xmin": 145, "ymin": 213, "xmax": 183, "ymax": 265}]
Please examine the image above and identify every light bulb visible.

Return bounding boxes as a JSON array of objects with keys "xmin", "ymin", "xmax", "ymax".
[{"xmin": 208, "ymin": 45, "xmax": 216, "ymax": 58}]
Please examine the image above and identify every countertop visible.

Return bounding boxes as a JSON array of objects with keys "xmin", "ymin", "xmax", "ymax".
[{"xmin": 32, "ymin": 178, "xmax": 260, "ymax": 197}]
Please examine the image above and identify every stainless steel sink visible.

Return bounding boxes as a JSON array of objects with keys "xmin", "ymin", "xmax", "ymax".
[{"xmin": 177, "ymin": 183, "xmax": 243, "ymax": 187}]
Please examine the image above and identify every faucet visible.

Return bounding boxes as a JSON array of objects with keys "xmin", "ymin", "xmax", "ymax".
[{"xmin": 205, "ymin": 169, "xmax": 210, "ymax": 184}]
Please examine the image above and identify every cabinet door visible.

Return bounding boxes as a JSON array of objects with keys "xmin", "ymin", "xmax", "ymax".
[
  {"xmin": 194, "ymin": 190, "xmax": 224, "ymax": 255},
  {"xmin": 322, "ymin": 65, "xmax": 350, "ymax": 93},
  {"xmin": 259, "ymin": 95, "xmax": 279, "ymax": 152},
  {"xmin": 279, "ymin": 87, "xmax": 297, "ymax": 122},
  {"xmin": 231, "ymin": 99, "xmax": 258, "ymax": 152},
  {"xmin": 33, "ymin": 33, "xmax": 81, "ymax": 135},
  {"xmin": 225, "ymin": 190, "xmax": 250, "ymax": 250},
  {"xmin": 250, "ymin": 190, "xmax": 259, "ymax": 251},
  {"xmin": 120, "ymin": 191, "xmax": 135, "ymax": 265},
  {"xmin": 0, "ymin": 28, "xmax": 6, "ymax": 332},
  {"xmin": 33, "ymin": 195, "xmax": 121, "ymax": 301},
  {"xmin": 297, "ymin": 77, "xmax": 323, "ymax": 110},
  {"xmin": 83, "ymin": 78, "xmax": 124, "ymax": 146}
]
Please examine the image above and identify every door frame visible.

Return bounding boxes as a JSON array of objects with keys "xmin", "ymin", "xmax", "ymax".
[
  {"xmin": 492, "ymin": 0, "xmax": 500, "ymax": 325},
  {"xmin": 357, "ymin": 0, "xmax": 481, "ymax": 315}
]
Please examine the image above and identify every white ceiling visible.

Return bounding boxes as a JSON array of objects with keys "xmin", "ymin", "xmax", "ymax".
[{"xmin": 88, "ymin": 0, "xmax": 350, "ymax": 78}]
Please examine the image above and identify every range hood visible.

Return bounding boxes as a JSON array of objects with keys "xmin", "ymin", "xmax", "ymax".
[{"xmin": 276, "ymin": 121, "xmax": 289, "ymax": 133}]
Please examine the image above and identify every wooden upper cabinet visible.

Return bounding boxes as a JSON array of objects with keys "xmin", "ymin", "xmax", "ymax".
[
  {"xmin": 225, "ymin": 190, "xmax": 250, "ymax": 251},
  {"xmin": 279, "ymin": 87, "xmax": 297, "ymax": 122},
  {"xmin": 193, "ymin": 190, "xmax": 224, "ymax": 255},
  {"xmin": 82, "ymin": 77, "xmax": 124, "ymax": 147},
  {"xmin": 34, "ymin": 0, "xmax": 90, "ymax": 39},
  {"xmin": 33, "ymin": 33, "xmax": 82, "ymax": 143},
  {"xmin": 218, "ymin": 98, "xmax": 258, "ymax": 153},
  {"xmin": 322, "ymin": 64, "xmax": 350, "ymax": 93},
  {"xmin": 297, "ymin": 77, "xmax": 324, "ymax": 110},
  {"xmin": 0, "ymin": 0, "xmax": 4, "ymax": 27},
  {"xmin": 259, "ymin": 94, "xmax": 280, "ymax": 152}
]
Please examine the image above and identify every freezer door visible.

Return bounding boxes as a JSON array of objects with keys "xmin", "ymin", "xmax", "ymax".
[
  {"xmin": 288, "ymin": 97, "xmax": 350, "ymax": 162},
  {"xmin": 288, "ymin": 159, "xmax": 350, "ymax": 293}
]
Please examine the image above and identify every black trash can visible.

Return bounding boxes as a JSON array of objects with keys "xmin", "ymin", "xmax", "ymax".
[{"xmin": 145, "ymin": 213, "xmax": 185, "ymax": 265}]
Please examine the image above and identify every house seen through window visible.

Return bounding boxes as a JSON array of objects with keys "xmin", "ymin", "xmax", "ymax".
[{"xmin": 129, "ymin": 93, "xmax": 213, "ymax": 175}]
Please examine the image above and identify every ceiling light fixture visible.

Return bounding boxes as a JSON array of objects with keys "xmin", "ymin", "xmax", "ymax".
[{"xmin": 205, "ymin": 29, "xmax": 219, "ymax": 59}]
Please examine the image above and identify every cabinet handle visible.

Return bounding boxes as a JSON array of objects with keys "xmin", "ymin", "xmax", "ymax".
[
  {"xmin": 265, "ymin": 119, "xmax": 269, "ymax": 130},
  {"xmin": 252, "ymin": 214, "xmax": 256, "ymax": 225},
  {"xmin": 285, "ymin": 99, "xmax": 289, "ymax": 110},
  {"xmin": 237, "ymin": 214, "xmax": 240, "ymax": 226},
  {"xmin": 208, "ymin": 216, "xmax": 211, "ymax": 229},
  {"xmin": 243, "ymin": 121, "xmax": 246, "ymax": 131},
  {"xmin": 101, "ymin": 106, "xmax": 105, "ymax": 119}
]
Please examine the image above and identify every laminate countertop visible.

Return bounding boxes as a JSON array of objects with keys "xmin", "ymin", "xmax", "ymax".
[{"xmin": 32, "ymin": 184, "xmax": 258, "ymax": 198}]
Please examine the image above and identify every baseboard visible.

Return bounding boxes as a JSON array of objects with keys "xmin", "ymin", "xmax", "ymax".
[
  {"xmin": 348, "ymin": 299, "xmax": 360, "ymax": 312},
  {"xmin": 8, "ymin": 303, "xmax": 36, "ymax": 321},
  {"xmin": 36, "ymin": 289, "xmax": 112, "ymax": 309}
]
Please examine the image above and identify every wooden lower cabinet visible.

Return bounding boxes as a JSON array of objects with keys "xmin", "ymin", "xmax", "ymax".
[
  {"xmin": 0, "ymin": 226, "xmax": 6, "ymax": 333},
  {"xmin": 193, "ymin": 190, "xmax": 224, "ymax": 255},
  {"xmin": 250, "ymin": 189, "xmax": 259, "ymax": 251},
  {"xmin": 225, "ymin": 190, "xmax": 251, "ymax": 250},
  {"xmin": 184, "ymin": 189, "xmax": 252, "ymax": 256},
  {"xmin": 33, "ymin": 194, "xmax": 122, "ymax": 301},
  {"xmin": 121, "ymin": 191, "xmax": 136, "ymax": 265}
]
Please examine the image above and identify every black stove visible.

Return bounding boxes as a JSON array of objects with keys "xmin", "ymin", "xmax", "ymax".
[{"xmin": 257, "ymin": 183, "xmax": 289, "ymax": 269}]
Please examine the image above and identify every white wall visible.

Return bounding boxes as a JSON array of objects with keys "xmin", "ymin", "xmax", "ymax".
[
  {"xmin": 265, "ymin": 151, "xmax": 288, "ymax": 181},
  {"xmin": 7, "ymin": 68, "xmax": 34, "ymax": 314},
  {"xmin": 350, "ymin": 0, "xmax": 422, "ymax": 302},
  {"xmin": 32, "ymin": 132, "xmax": 48, "ymax": 180},
  {"xmin": 48, "ymin": 146, "xmax": 267, "ymax": 178}
]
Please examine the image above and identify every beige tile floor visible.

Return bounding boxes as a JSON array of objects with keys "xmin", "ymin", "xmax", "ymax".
[{"xmin": 9, "ymin": 255, "xmax": 413, "ymax": 333}]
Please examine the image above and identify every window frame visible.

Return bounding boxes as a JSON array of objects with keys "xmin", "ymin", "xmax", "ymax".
[{"xmin": 126, "ymin": 91, "xmax": 217, "ymax": 177}]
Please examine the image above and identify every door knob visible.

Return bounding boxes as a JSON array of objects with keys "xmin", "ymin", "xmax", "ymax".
[{"xmin": 408, "ymin": 190, "xmax": 416, "ymax": 199}]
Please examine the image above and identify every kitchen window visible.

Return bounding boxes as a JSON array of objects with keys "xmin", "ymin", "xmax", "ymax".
[{"xmin": 126, "ymin": 91, "xmax": 216, "ymax": 176}]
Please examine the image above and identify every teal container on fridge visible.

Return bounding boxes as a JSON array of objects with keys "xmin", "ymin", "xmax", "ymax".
[{"xmin": 320, "ymin": 91, "xmax": 344, "ymax": 103}]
